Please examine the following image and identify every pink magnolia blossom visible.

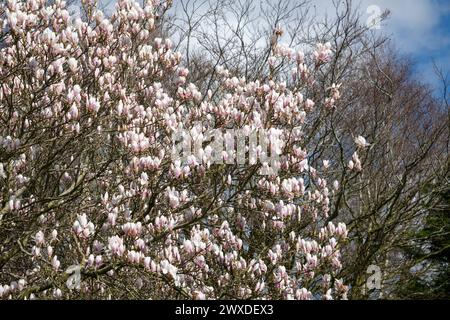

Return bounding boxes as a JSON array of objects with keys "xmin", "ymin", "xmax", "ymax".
[{"xmin": 313, "ymin": 42, "xmax": 332, "ymax": 64}]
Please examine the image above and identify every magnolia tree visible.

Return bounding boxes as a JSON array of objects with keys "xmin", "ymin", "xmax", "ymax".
[{"xmin": 0, "ymin": 0, "xmax": 355, "ymax": 300}]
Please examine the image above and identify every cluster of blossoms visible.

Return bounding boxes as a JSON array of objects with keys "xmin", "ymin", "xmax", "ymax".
[
  {"xmin": 0, "ymin": 0, "xmax": 354, "ymax": 300},
  {"xmin": 313, "ymin": 42, "xmax": 333, "ymax": 64}
]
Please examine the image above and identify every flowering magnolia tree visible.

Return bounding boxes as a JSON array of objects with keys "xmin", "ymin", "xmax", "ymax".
[{"xmin": 0, "ymin": 0, "xmax": 352, "ymax": 300}]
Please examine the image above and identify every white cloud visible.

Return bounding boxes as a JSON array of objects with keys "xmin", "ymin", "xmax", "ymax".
[
  {"xmin": 311, "ymin": 0, "xmax": 450, "ymax": 87},
  {"xmin": 310, "ymin": 0, "xmax": 445, "ymax": 49}
]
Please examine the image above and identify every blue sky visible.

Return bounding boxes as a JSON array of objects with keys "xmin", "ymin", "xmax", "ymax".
[
  {"xmin": 406, "ymin": 0, "xmax": 450, "ymax": 93},
  {"xmin": 383, "ymin": 0, "xmax": 450, "ymax": 93},
  {"xmin": 314, "ymin": 0, "xmax": 450, "ymax": 94}
]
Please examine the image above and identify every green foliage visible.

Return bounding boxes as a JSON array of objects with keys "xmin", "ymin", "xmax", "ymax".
[{"xmin": 399, "ymin": 182, "xmax": 450, "ymax": 299}]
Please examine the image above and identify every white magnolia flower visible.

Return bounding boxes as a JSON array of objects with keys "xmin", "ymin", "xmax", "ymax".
[{"xmin": 354, "ymin": 135, "xmax": 370, "ymax": 148}]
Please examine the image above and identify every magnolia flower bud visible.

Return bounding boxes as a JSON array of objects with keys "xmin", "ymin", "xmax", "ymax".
[
  {"xmin": 333, "ymin": 180, "xmax": 339, "ymax": 191},
  {"xmin": 53, "ymin": 288, "xmax": 62, "ymax": 298},
  {"xmin": 47, "ymin": 245, "xmax": 53, "ymax": 257},
  {"xmin": 67, "ymin": 58, "xmax": 78, "ymax": 72},
  {"xmin": 35, "ymin": 231, "xmax": 45, "ymax": 246},
  {"xmin": 304, "ymin": 99, "xmax": 315, "ymax": 111},
  {"xmin": 87, "ymin": 97, "xmax": 100, "ymax": 113},
  {"xmin": 52, "ymin": 255, "xmax": 60, "ymax": 271},
  {"xmin": 348, "ymin": 160, "xmax": 354, "ymax": 170},
  {"xmin": 354, "ymin": 135, "xmax": 370, "ymax": 148},
  {"xmin": 192, "ymin": 291, "xmax": 206, "ymax": 300},
  {"xmin": 144, "ymin": 256, "xmax": 151, "ymax": 270},
  {"xmin": 87, "ymin": 254, "xmax": 95, "ymax": 267},
  {"xmin": 183, "ymin": 239, "xmax": 194, "ymax": 254},
  {"xmin": 69, "ymin": 104, "xmax": 79, "ymax": 119}
]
